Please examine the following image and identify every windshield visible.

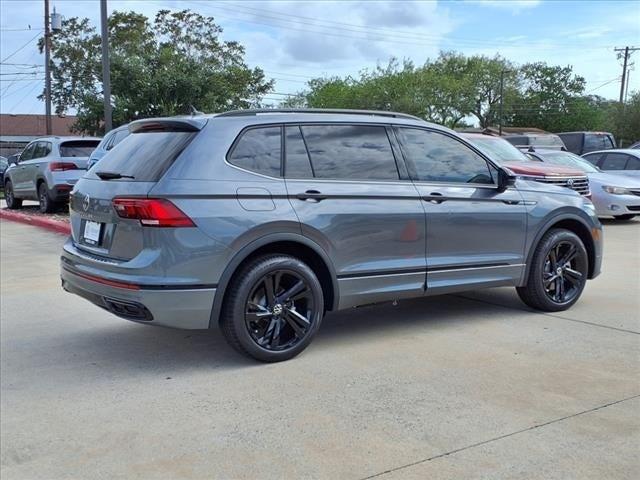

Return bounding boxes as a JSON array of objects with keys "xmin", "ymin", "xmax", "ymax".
[
  {"xmin": 538, "ymin": 151, "xmax": 600, "ymax": 173},
  {"xmin": 60, "ymin": 140, "xmax": 100, "ymax": 158},
  {"xmin": 465, "ymin": 136, "xmax": 530, "ymax": 163}
]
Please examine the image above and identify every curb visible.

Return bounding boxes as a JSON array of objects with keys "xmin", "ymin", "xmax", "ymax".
[{"xmin": 0, "ymin": 209, "xmax": 71, "ymax": 235}]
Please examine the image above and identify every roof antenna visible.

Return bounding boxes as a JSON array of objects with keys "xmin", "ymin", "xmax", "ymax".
[{"xmin": 188, "ymin": 105, "xmax": 204, "ymax": 116}]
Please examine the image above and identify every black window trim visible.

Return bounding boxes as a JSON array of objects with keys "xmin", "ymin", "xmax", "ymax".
[{"xmin": 393, "ymin": 125, "xmax": 501, "ymax": 188}]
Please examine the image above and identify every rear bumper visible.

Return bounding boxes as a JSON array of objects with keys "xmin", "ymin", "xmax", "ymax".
[{"xmin": 60, "ymin": 261, "xmax": 215, "ymax": 329}]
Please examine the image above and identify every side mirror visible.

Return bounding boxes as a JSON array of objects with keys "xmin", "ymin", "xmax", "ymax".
[{"xmin": 497, "ymin": 168, "xmax": 516, "ymax": 192}]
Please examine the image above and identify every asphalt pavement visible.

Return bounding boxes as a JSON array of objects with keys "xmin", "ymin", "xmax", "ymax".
[{"xmin": 1, "ymin": 218, "xmax": 638, "ymax": 479}]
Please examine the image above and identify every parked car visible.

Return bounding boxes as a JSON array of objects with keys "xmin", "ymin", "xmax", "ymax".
[
  {"xmin": 60, "ymin": 109, "xmax": 602, "ymax": 362},
  {"xmin": 581, "ymin": 149, "xmax": 640, "ymax": 178},
  {"xmin": 4, "ymin": 136, "xmax": 101, "ymax": 213},
  {"xmin": 557, "ymin": 132, "xmax": 616, "ymax": 155},
  {"xmin": 87, "ymin": 124, "xmax": 130, "ymax": 170},
  {"xmin": 502, "ymin": 132, "xmax": 566, "ymax": 149},
  {"xmin": 460, "ymin": 133, "xmax": 590, "ymax": 196},
  {"xmin": 0, "ymin": 156, "xmax": 8, "ymax": 187},
  {"xmin": 525, "ymin": 148, "xmax": 640, "ymax": 221}
]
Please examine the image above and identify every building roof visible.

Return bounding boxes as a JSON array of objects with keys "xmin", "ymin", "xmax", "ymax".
[{"xmin": 0, "ymin": 114, "xmax": 77, "ymax": 138}]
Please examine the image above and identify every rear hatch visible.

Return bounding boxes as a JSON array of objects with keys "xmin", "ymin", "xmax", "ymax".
[
  {"xmin": 59, "ymin": 139, "xmax": 101, "ymax": 170},
  {"xmin": 69, "ymin": 118, "xmax": 205, "ymax": 261}
]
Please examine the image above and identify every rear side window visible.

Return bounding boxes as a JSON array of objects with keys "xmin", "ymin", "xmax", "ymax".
[
  {"xmin": 228, "ymin": 127, "xmax": 282, "ymax": 177},
  {"xmin": 600, "ymin": 153, "xmax": 628, "ymax": 170},
  {"xmin": 92, "ymin": 131, "xmax": 195, "ymax": 181},
  {"xmin": 60, "ymin": 140, "xmax": 100, "ymax": 158},
  {"xmin": 299, "ymin": 125, "xmax": 399, "ymax": 180}
]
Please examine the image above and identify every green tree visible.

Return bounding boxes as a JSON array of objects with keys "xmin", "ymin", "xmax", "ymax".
[
  {"xmin": 610, "ymin": 91, "xmax": 640, "ymax": 146},
  {"xmin": 41, "ymin": 9, "xmax": 273, "ymax": 134}
]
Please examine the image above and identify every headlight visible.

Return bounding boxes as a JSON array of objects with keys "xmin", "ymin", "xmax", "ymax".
[{"xmin": 602, "ymin": 185, "xmax": 631, "ymax": 195}]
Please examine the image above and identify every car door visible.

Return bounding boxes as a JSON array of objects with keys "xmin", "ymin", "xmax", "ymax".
[
  {"xmin": 284, "ymin": 123, "xmax": 426, "ymax": 309},
  {"xmin": 394, "ymin": 126, "xmax": 527, "ymax": 294},
  {"xmin": 11, "ymin": 142, "xmax": 36, "ymax": 194},
  {"xmin": 20, "ymin": 141, "xmax": 50, "ymax": 197}
]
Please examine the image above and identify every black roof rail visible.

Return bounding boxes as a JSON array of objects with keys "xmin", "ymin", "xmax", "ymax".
[{"xmin": 215, "ymin": 108, "xmax": 424, "ymax": 121}]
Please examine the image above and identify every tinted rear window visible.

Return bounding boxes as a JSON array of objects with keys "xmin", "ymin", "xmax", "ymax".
[
  {"xmin": 92, "ymin": 131, "xmax": 195, "ymax": 181},
  {"xmin": 584, "ymin": 134, "xmax": 612, "ymax": 153},
  {"xmin": 60, "ymin": 140, "xmax": 100, "ymax": 158}
]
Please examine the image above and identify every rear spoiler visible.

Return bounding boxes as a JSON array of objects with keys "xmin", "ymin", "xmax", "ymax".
[{"xmin": 129, "ymin": 117, "xmax": 207, "ymax": 133}]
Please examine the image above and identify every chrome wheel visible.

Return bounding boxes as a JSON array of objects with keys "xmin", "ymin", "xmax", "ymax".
[
  {"xmin": 245, "ymin": 270, "xmax": 315, "ymax": 351},
  {"xmin": 542, "ymin": 240, "xmax": 586, "ymax": 304}
]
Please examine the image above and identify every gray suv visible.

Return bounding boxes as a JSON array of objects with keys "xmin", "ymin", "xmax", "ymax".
[
  {"xmin": 4, "ymin": 136, "xmax": 100, "ymax": 212},
  {"xmin": 60, "ymin": 109, "xmax": 603, "ymax": 362}
]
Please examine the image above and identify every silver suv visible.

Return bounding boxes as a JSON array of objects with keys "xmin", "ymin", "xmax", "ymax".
[
  {"xmin": 4, "ymin": 136, "xmax": 100, "ymax": 212},
  {"xmin": 60, "ymin": 109, "xmax": 603, "ymax": 362}
]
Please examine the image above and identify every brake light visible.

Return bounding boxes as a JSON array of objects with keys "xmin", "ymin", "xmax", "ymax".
[
  {"xmin": 112, "ymin": 198, "xmax": 195, "ymax": 227},
  {"xmin": 50, "ymin": 162, "xmax": 78, "ymax": 171}
]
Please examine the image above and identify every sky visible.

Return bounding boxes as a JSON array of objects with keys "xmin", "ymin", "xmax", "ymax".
[{"xmin": 1, "ymin": 0, "xmax": 639, "ymax": 117}]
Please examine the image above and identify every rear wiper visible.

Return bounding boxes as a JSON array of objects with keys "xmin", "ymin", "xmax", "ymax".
[{"xmin": 95, "ymin": 171, "xmax": 135, "ymax": 180}]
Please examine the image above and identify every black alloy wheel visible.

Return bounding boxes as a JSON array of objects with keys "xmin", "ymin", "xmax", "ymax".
[
  {"xmin": 517, "ymin": 228, "xmax": 588, "ymax": 312},
  {"xmin": 542, "ymin": 240, "xmax": 584, "ymax": 304},
  {"xmin": 245, "ymin": 270, "xmax": 315, "ymax": 351},
  {"xmin": 220, "ymin": 254, "xmax": 324, "ymax": 362}
]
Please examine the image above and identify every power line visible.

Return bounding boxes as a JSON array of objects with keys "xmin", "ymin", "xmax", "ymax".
[
  {"xmin": 1, "ymin": 31, "xmax": 41, "ymax": 63},
  {"xmin": 9, "ymin": 80, "xmax": 42, "ymax": 114}
]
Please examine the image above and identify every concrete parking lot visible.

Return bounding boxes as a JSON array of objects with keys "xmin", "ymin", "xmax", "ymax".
[{"xmin": 1, "ymin": 218, "xmax": 638, "ymax": 479}]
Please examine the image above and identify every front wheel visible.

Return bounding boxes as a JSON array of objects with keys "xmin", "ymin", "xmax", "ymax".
[
  {"xmin": 517, "ymin": 229, "xmax": 589, "ymax": 312},
  {"xmin": 4, "ymin": 181, "xmax": 22, "ymax": 209},
  {"xmin": 220, "ymin": 255, "xmax": 324, "ymax": 362}
]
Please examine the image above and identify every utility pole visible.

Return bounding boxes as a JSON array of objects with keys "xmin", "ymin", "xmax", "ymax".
[
  {"xmin": 100, "ymin": 0, "xmax": 112, "ymax": 132},
  {"xmin": 614, "ymin": 46, "xmax": 639, "ymax": 104},
  {"xmin": 498, "ymin": 70, "xmax": 505, "ymax": 136},
  {"xmin": 44, "ymin": 0, "xmax": 52, "ymax": 135}
]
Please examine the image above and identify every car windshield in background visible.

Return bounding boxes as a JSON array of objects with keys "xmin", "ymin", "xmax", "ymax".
[
  {"xmin": 467, "ymin": 137, "xmax": 530, "ymax": 163},
  {"xmin": 60, "ymin": 140, "xmax": 100, "ymax": 158},
  {"xmin": 92, "ymin": 131, "xmax": 195, "ymax": 181},
  {"xmin": 537, "ymin": 151, "xmax": 600, "ymax": 173}
]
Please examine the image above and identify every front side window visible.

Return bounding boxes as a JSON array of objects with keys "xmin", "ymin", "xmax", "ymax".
[
  {"xmin": 600, "ymin": 153, "xmax": 628, "ymax": 170},
  {"xmin": 397, "ymin": 128, "xmax": 494, "ymax": 184},
  {"xmin": 228, "ymin": 127, "xmax": 282, "ymax": 177},
  {"xmin": 19, "ymin": 143, "xmax": 37, "ymax": 162},
  {"xmin": 582, "ymin": 152, "xmax": 603, "ymax": 165},
  {"xmin": 299, "ymin": 125, "xmax": 399, "ymax": 180},
  {"xmin": 107, "ymin": 129, "xmax": 129, "ymax": 151}
]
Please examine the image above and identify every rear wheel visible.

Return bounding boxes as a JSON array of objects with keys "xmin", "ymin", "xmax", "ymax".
[
  {"xmin": 4, "ymin": 181, "xmax": 22, "ymax": 209},
  {"xmin": 220, "ymin": 254, "xmax": 324, "ymax": 362},
  {"xmin": 614, "ymin": 214, "xmax": 635, "ymax": 221},
  {"xmin": 38, "ymin": 182, "xmax": 56, "ymax": 213},
  {"xmin": 517, "ymin": 229, "xmax": 588, "ymax": 312}
]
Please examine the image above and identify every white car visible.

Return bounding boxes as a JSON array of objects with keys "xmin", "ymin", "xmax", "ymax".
[{"xmin": 527, "ymin": 148, "xmax": 640, "ymax": 221}]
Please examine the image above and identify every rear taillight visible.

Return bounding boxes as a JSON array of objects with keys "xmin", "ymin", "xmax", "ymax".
[
  {"xmin": 50, "ymin": 162, "xmax": 78, "ymax": 171},
  {"xmin": 112, "ymin": 198, "xmax": 195, "ymax": 228}
]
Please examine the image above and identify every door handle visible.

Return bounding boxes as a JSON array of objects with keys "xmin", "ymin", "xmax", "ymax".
[
  {"xmin": 296, "ymin": 190, "xmax": 327, "ymax": 202},
  {"xmin": 423, "ymin": 192, "xmax": 445, "ymax": 204}
]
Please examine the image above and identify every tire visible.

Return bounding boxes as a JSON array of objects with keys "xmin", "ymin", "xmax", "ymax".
[
  {"xmin": 38, "ymin": 182, "xmax": 56, "ymax": 213},
  {"xmin": 517, "ymin": 228, "xmax": 589, "ymax": 312},
  {"xmin": 614, "ymin": 214, "xmax": 635, "ymax": 221},
  {"xmin": 4, "ymin": 181, "xmax": 22, "ymax": 209},
  {"xmin": 220, "ymin": 254, "xmax": 324, "ymax": 362}
]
